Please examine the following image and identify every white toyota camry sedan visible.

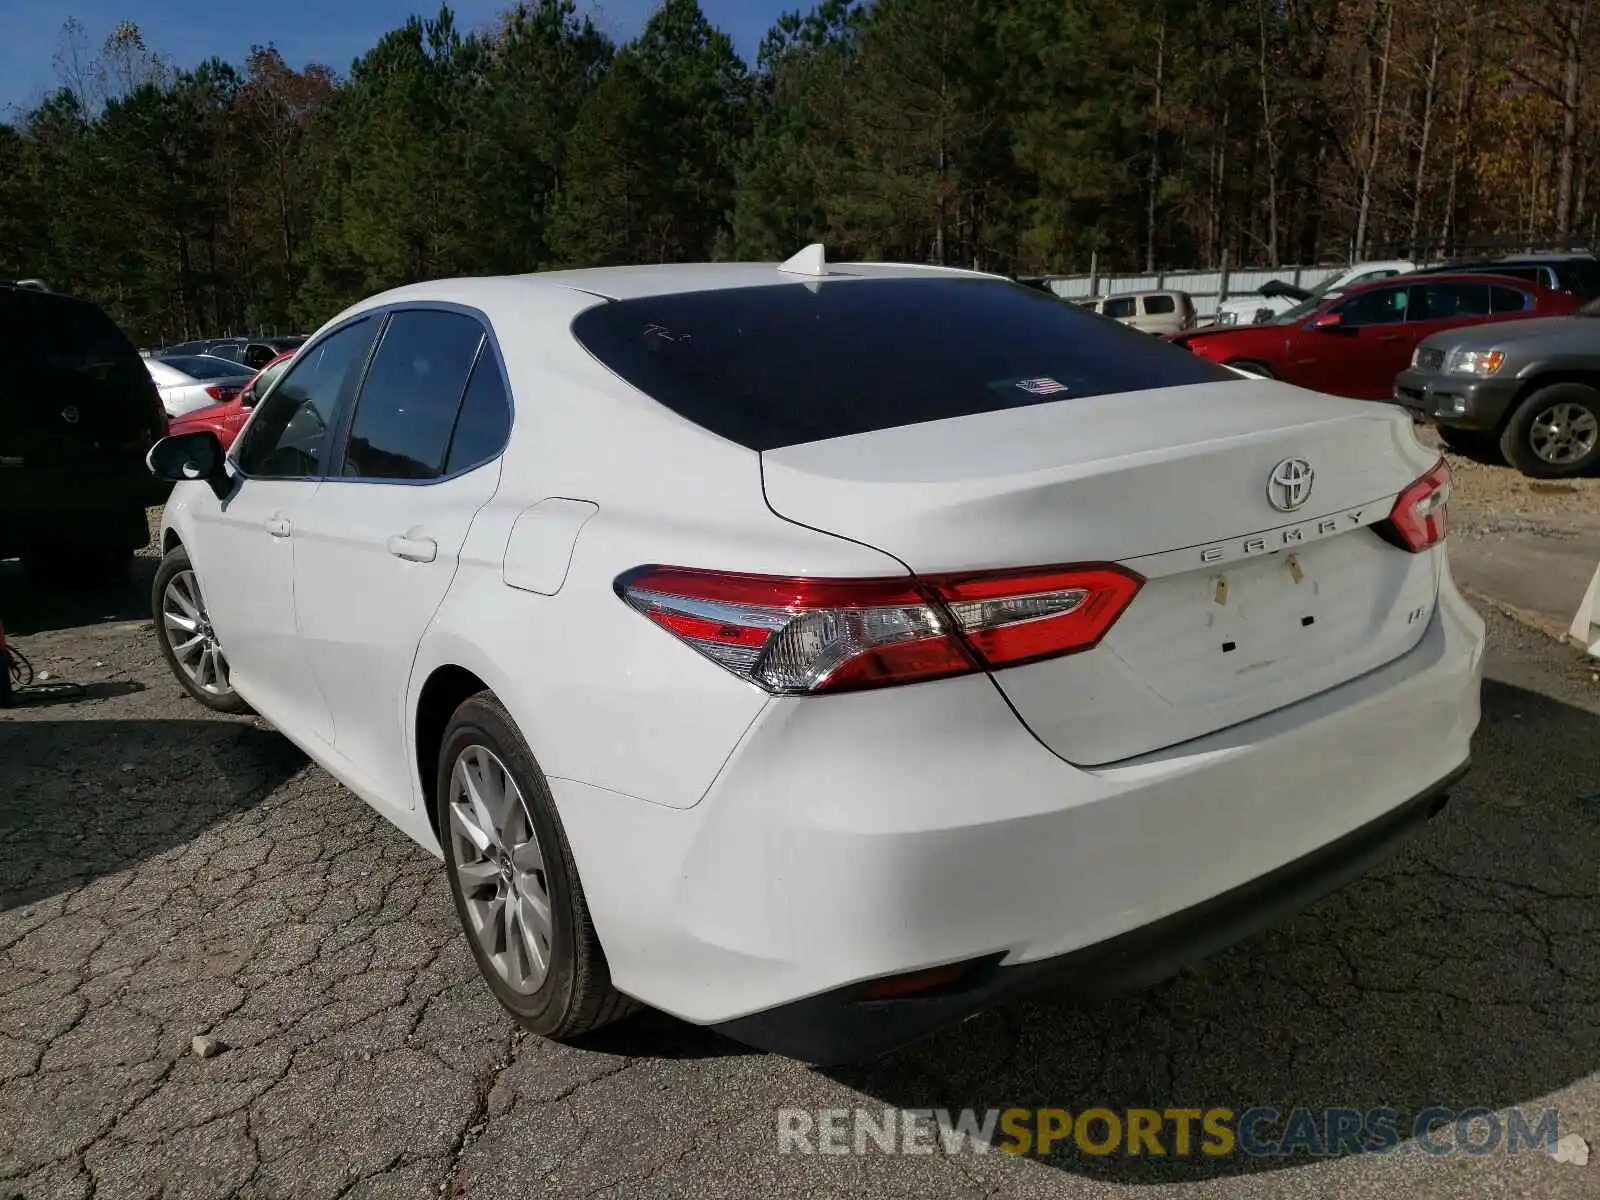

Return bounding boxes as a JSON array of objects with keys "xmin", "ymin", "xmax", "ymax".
[{"xmin": 147, "ymin": 248, "xmax": 1484, "ymax": 1062}]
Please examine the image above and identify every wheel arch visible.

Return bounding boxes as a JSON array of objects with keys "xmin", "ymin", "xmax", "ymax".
[
  {"xmin": 1499, "ymin": 368, "xmax": 1600, "ymax": 430},
  {"xmin": 414, "ymin": 663, "xmax": 493, "ymax": 840}
]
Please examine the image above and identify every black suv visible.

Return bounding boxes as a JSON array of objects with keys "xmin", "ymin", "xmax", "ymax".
[
  {"xmin": 1411, "ymin": 253, "xmax": 1600, "ymax": 301},
  {"xmin": 1, "ymin": 284, "xmax": 169, "ymax": 588}
]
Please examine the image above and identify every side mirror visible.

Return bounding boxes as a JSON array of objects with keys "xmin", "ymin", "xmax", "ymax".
[
  {"xmin": 1308, "ymin": 311, "xmax": 1345, "ymax": 331},
  {"xmin": 146, "ymin": 431, "xmax": 232, "ymax": 500}
]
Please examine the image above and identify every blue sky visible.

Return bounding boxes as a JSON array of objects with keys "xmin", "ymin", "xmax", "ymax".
[{"xmin": 1, "ymin": 0, "xmax": 789, "ymax": 114}]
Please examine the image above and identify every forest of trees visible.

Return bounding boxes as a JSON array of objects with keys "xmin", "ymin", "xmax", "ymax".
[{"xmin": 0, "ymin": 0, "xmax": 1594, "ymax": 345}]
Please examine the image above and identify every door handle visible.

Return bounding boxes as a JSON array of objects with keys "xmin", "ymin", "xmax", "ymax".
[
  {"xmin": 1377, "ymin": 333, "xmax": 1405, "ymax": 342},
  {"xmin": 265, "ymin": 514, "xmax": 292, "ymax": 538},
  {"xmin": 386, "ymin": 534, "xmax": 438, "ymax": 563}
]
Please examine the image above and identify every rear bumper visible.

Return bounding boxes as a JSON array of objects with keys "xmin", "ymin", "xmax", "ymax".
[
  {"xmin": 1393, "ymin": 369, "xmax": 1519, "ymax": 430},
  {"xmin": 716, "ymin": 761, "xmax": 1465, "ymax": 1063},
  {"xmin": 552, "ymin": 563, "xmax": 1484, "ymax": 1058},
  {"xmin": 0, "ymin": 466, "xmax": 161, "ymax": 556}
]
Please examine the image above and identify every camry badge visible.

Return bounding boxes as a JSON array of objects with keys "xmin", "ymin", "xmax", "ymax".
[{"xmin": 1266, "ymin": 457, "xmax": 1314, "ymax": 512}]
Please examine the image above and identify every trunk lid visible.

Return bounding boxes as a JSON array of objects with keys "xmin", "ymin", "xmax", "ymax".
[{"xmin": 761, "ymin": 380, "xmax": 1443, "ymax": 764}]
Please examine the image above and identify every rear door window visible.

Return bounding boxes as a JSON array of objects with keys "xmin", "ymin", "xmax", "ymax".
[
  {"xmin": 340, "ymin": 310, "xmax": 485, "ymax": 481},
  {"xmin": 1486, "ymin": 266, "xmax": 1546, "ymax": 287},
  {"xmin": 1143, "ymin": 295, "xmax": 1176, "ymax": 315},
  {"xmin": 444, "ymin": 353, "xmax": 512, "ymax": 475},
  {"xmin": 1489, "ymin": 286, "xmax": 1531, "ymax": 314},
  {"xmin": 1409, "ymin": 282, "xmax": 1491, "ymax": 320},
  {"xmin": 571, "ymin": 278, "xmax": 1236, "ymax": 451}
]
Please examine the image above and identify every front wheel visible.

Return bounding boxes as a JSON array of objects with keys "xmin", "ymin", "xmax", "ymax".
[
  {"xmin": 151, "ymin": 546, "xmax": 252, "ymax": 714},
  {"xmin": 1499, "ymin": 383, "xmax": 1600, "ymax": 478},
  {"xmin": 438, "ymin": 692, "xmax": 635, "ymax": 1039}
]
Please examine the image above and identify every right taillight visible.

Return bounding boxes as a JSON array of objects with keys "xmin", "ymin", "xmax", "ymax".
[
  {"xmin": 615, "ymin": 562, "xmax": 1143, "ymax": 695},
  {"xmin": 1382, "ymin": 458, "xmax": 1451, "ymax": 552}
]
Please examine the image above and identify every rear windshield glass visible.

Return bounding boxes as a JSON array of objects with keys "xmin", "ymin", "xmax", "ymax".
[
  {"xmin": 571, "ymin": 278, "xmax": 1236, "ymax": 450},
  {"xmin": 2, "ymin": 291, "xmax": 147, "ymax": 386},
  {"xmin": 156, "ymin": 354, "xmax": 246, "ymax": 380}
]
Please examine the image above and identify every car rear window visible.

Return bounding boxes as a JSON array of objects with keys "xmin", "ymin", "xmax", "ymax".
[
  {"xmin": 2, "ymin": 290, "xmax": 147, "ymax": 388},
  {"xmin": 1143, "ymin": 294, "xmax": 1176, "ymax": 315},
  {"xmin": 157, "ymin": 355, "xmax": 246, "ymax": 380},
  {"xmin": 571, "ymin": 278, "xmax": 1236, "ymax": 451}
]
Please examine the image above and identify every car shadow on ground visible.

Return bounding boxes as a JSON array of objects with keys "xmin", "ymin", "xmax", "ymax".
[
  {"xmin": 0, "ymin": 556, "xmax": 157, "ymax": 638},
  {"xmin": 0, "ymin": 717, "xmax": 306, "ymax": 911},
  {"xmin": 602, "ymin": 676, "xmax": 1599, "ymax": 1179}
]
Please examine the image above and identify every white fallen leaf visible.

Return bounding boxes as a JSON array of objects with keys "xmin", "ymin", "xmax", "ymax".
[{"xmin": 1552, "ymin": 1133, "xmax": 1589, "ymax": 1166}]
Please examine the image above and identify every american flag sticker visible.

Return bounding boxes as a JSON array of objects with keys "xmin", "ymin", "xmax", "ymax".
[{"xmin": 1016, "ymin": 377, "xmax": 1069, "ymax": 395}]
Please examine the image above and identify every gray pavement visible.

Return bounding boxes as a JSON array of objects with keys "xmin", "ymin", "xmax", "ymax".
[{"xmin": 2, "ymin": 558, "xmax": 1599, "ymax": 1199}]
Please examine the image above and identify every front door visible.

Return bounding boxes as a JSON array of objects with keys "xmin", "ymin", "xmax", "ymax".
[
  {"xmin": 190, "ymin": 477, "xmax": 322, "ymax": 726},
  {"xmin": 292, "ymin": 308, "xmax": 511, "ymax": 812},
  {"xmin": 200, "ymin": 315, "xmax": 382, "ymax": 743},
  {"xmin": 1304, "ymin": 284, "xmax": 1415, "ymax": 399}
]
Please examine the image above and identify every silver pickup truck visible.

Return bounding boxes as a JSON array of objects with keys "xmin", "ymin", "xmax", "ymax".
[{"xmin": 1394, "ymin": 298, "xmax": 1600, "ymax": 478}]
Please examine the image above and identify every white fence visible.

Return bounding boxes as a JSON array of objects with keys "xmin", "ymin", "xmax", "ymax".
[{"xmin": 1041, "ymin": 264, "xmax": 1349, "ymax": 319}]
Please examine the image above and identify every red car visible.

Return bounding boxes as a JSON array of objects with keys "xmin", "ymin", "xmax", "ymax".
[
  {"xmin": 1170, "ymin": 273, "xmax": 1579, "ymax": 398},
  {"xmin": 166, "ymin": 349, "xmax": 295, "ymax": 449}
]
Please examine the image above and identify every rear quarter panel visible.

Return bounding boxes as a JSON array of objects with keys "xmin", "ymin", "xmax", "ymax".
[{"xmin": 407, "ymin": 289, "xmax": 911, "ymax": 817}]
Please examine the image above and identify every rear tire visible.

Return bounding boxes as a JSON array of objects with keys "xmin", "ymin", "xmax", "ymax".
[
  {"xmin": 1499, "ymin": 383, "xmax": 1600, "ymax": 478},
  {"xmin": 437, "ymin": 691, "xmax": 635, "ymax": 1040}
]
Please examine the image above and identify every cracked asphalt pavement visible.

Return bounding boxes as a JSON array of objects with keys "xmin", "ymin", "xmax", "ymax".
[{"xmin": 2, "ymin": 553, "xmax": 1599, "ymax": 1199}]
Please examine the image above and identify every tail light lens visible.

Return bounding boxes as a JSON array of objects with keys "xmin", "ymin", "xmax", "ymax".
[
  {"xmin": 204, "ymin": 384, "xmax": 243, "ymax": 403},
  {"xmin": 616, "ymin": 563, "xmax": 1143, "ymax": 695},
  {"xmin": 1382, "ymin": 459, "xmax": 1451, "ymax": 552}
]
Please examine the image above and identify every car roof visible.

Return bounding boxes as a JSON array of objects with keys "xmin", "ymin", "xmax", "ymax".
[
  {"xmin": 1338, "ymin": 270, "xmax": 1560, "ymax": 296},
  {"xmin": 345, "ymin": 261, "xmax": 1008, "ymax": 315}
]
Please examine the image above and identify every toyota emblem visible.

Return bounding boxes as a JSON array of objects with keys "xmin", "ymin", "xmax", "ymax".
[
  {"xmin": 60, "ymin": 405, "xmax": 80, "ymax": 425},
  {"xmin": 1266, "ymin": 457, "xmax": 1314, "ymax": 512}
]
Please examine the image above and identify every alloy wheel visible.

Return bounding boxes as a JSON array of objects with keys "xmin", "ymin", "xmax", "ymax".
[
  {"xmin": 1529, "ymin": 401, "xmax": 1599, "ymax": 466},
  {"xmin": 162, "ymin": 569, "xmax": 233, "ymax": 696},
  {"xmin": 447, "ymin": 745, "xmax": 554, "ymax": 994}
]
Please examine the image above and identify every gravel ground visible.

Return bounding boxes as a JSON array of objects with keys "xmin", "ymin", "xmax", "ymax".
[
  {"xmin": 1418, "ymin": 427, "xmax": 1600, "ymax": 535},
  {"xmin": 2, "ymin": 490, "xmax": 1600, "ymax": 1198}
]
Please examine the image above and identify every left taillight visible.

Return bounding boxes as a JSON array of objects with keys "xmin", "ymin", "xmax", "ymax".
[
  {"xmin": 1382, "ymin": 458, "xmax": 1451, "ymax": 552},
  {"xmin": 615, "ymin": 562, "xmax": 1144, "ymax": 695},
  {"xmin": 205, "ymin": 383, "xmax": 242, "ymax": 403}
]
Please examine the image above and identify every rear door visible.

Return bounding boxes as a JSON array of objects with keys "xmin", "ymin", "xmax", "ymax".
[
  {"xmin": 1402, "ymin": 280, "xmax": 1498, "ymax": 356},
  {"xmin": 291, "ymin": 308, "xmax": 510, "ymax": 812}
]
